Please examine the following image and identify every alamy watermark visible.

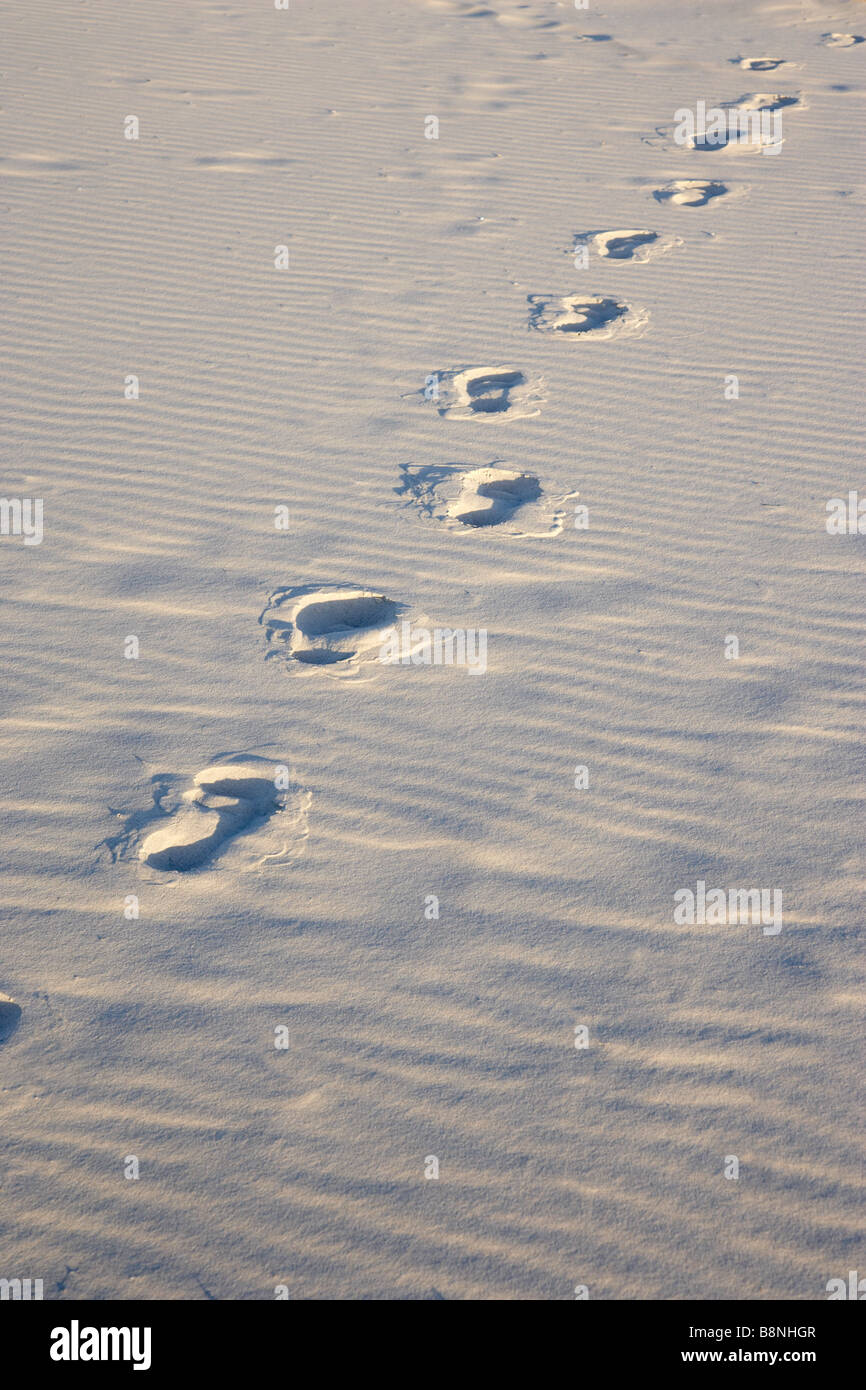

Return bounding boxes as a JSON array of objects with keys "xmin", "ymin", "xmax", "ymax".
[
  {"xmin": 826, "ymin": 492, "xmax": 866, "ymax": 534},
  {"xmin": 50, "ymin": 1322, "xmax": 152, "ymax": 1371},
  {"xmin": 826, "ymin": 1271, "xmax": 866, "ymax": 1299},
  {"xmin": 379, "ymin": 621, "xmax": 487, "ymax": 674},
  {"xmin": 674, "ymin": 880, "xmax": 782, "ymax": 935},
  {"xmin": 0, "ymin": 1276, "xmax": 43, "ymax": 1300},
  {"xmin": 0, "ymin": 497, "xmax": 43, "ymax": 545},
  {"xmin": 673, "ymin": 100, "xmax": 782, "ymax": 155}
]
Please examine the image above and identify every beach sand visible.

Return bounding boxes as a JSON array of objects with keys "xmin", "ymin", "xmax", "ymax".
[{"xmin": 1, "ymin": 0, "xmax": 864, "ymax": 1299}]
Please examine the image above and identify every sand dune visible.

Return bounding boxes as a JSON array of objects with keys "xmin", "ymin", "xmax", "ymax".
[{"xmin": 0, "ymin": 0, "xmax": 863, "ymax": 1299}]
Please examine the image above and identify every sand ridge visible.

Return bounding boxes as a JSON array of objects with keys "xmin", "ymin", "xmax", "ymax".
[{"xmin": 0, "ymin": 0, "xmax": 863, "ymax": 1301}]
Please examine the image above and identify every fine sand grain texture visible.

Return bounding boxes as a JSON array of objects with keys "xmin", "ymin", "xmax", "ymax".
[{"xmin": 0, "ymin": 0, "xmax": 864, "ymax": 1299}]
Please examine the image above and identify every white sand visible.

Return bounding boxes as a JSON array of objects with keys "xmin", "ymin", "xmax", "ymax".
[{"xmin": 1, "ymin": 0, "xmax": 864, "ymax": 1299}]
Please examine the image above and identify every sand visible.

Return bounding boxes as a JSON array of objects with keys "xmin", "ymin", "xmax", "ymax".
[{"xmin": 0, "ymin": 0, "xmax": 863, "ymax": 1299}]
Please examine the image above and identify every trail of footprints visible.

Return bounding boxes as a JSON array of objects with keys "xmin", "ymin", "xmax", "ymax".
[
  {"xmin": 111, "ymin": 18, "xmax": 842, "ymax": 877},
  {"xmin": 422, "ymin": 57, "xmax": 821, "ymax": 420}
]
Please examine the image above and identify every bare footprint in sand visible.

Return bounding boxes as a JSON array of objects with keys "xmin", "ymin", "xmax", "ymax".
[
  {"xmin": 653, "ymin": 179, "xmax": 732, "ymax": 207},
  {"xmin": 261, "ymin": 585, "xmax": 405, "ymax": 675},
  {"xmin": 397, "ymin": 462, "xmax": 575, "ymax": 537},
  {"xmin": 135, "ymin": 756, "xmax": 305, "ymax": 871},
  {"xmin": 733, "ymin": 57, "xmax": 790, "ymax": 72},
  {"xmin": 646, "ymin": 92, "xmax": 801, "ymax": 158},
  {"xmin": 0, "ymin": 153, "xmax": 90, "ymax": 178},
  {"xmin": 528, "ymin": 292, "xmax": 648, "ymax": 338},
  {"xmin": 725, "ymin": 92, "xmax": 802, "ymax": 119},
  {"xmin": 424, "ymin": 0, "xmax": 563, "ymax": 27},
  {"xmin": 193, "ymin": 151, "xmax": 294, "ymax": 171},
  {"xmin": 0, "ymin": 993, "xmax": 22, "ymax": 1044},
  {"xmin": 430, "ymin": 365, "xmax": 544, "ymax": 420},
  {"xmin": 571, "ymin": 228, "xmax": 681, "ymax": 263},
  {"xmin": 682, "ymin": 94, "xmax": 801, "ymax": 154},
  {"xmin": 822, "ymin": 34, "xmax": 864, "ymax": 49}
]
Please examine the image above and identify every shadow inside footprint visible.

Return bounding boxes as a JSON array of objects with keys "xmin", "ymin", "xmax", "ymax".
[
  {"xmin": 465, "ymin": 370, "xmax": 526, "ymax": 413},
  {"xmin": 293, "ymin": 648, "xmax": 354, "ymax": 665},
  {"xmin": 736, "ymin": 58, "xmax": 786, "ymax": 72},
  {"xmin": 432, "ymin": 364, "xmax": 544, "ymax": 421},
  {"xmin": 139, "ymin": 756, "xmax": 285, "ymax": 871},
  {"xmin": 397, "ymin": 460, "xmax": 567, "ymax": 538},
  {"xmin": 452, "ymin": 470, "xmax": 542, "ymax": 526},
  {"xmin": 294, "ymin": 593, "xmax": 399, "ymax": 638},
  {"xmin": 654, "ymin": 180, "xmax": 727, "ymax": 207},
  {"xmin": 531, "ymin": 294, "xmax": 628, "ymax": 333},
  {"xmin": 690, "ymin": 132, "xmax": 738, "ymax": 151},
  {"xmin": 263, "ymin": 586, "xmax": 405, "ymax": 671},
  {"xmin": 0, "ymin": 999, "xmax": 22, "ymax": 1044},
  {"xmin": 562, "ymin": 299, "xmax": 625, "ymax": 331},
  {"xmin": 600, "ymin": 231, "xmax": 658, "ymax": 259},
  {"xmin": 292, "ymin": 592, "xmax": 401, "ymax": 663}
]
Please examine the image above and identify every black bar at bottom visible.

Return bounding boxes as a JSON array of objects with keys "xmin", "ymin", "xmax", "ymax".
[{"xmin": 4, "ymin": 1298, "xmax": 860, "ymax": 1375}]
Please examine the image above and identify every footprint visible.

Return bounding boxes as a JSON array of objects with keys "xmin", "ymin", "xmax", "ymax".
[
  {"xmin": 397, "ymin": 462, "xmax": 574, "ymax": 537},
  {"xmin": 687, "ymin": 130, "xmax": 773, "ymax": 154},
  {"xmin": 445, "ymin": 467, "xmax": 540, "ymax": 526},
  {"xmin": 734, "ymin": 58, "xmax": 789, "ymax": 72},
  {"xmin": 0, "ymin": 993, "xmax": 22, "ymax": 1044},
  {"xmin": 430, "ymin": 365, "xmax": 544, "ymax": 421},
  {"xmin": 683, "ymin": 94, "xmax": 801, "ymax": 153},
  {"xmin": 0, "ymin": 154, "xmax": 88, "ymax": 177},
  {"xmin": 572, "ymin": 228, "xmax": 681, "ymax": 263},
  {"xmin": 822, "ymin": 34, "xmax": 864, "ymax": 49},
  {"xmin": 528, "ymin": 292, "xmax": 648, "ymax": 339},
  {"xmin": 138, "ymin": 756, "xmax": 297, "ymax": 871},
  {"xmin": 261, "ymin": 585, "xmax": 404, "ymax": 674},
  {"xmin": 424, "ymin": 0, "xmax": 560, "ymax": 25},
  {"xmin": 496, "ymin": 10, "xmax": 562, "ymax": 28},
  {"xmin": 430, "ymin": 0, "xmax": 567, "ymax": 24},
  {"xmin": 649, "ymin": 92, "xmax": 801, "ymax": 157},
  {"xmin": 653, "ymin": 179, "xmax": 730, "ymax": 207},
  {"xmin": 423, "ymin": 1, "xmax": 498, "ymax": 13},
  {"xmin": 193, "ymin": 151, "xmax": 294, "ymax": 170},
  {"xmin": 727, "ymin": 92, "xmax": 802, "ymax": 113},
  {"xmin": 378, "ymin": 164, "xmax": 428, "ymax": 183}
]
